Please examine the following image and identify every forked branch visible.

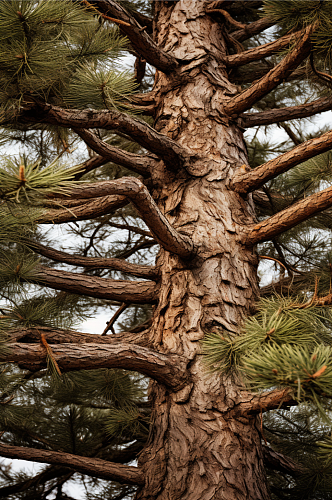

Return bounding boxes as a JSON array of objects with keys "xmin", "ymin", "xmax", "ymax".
[
  {"xmin": 4, "ymin": 342, "xmax": 189, "ymax": 390},
  {"xmin": 0, "ymin": 443, "xmax": 144, "ymax": 485},
  {"xmin": 243, "ymin": 184, "xmax": 332, "ymax": 245},
  {"xmin": 28, "ymin": 240, "xmax": 159, "ymax": 279},
  {"xmin": 75, "ymin": 128, "xmax": 159, "ymax": 176},
  {"xmin": 232, "ymin": 128, "xmax": 332, "ymax": 194},
  {"xmin": 19, "ymin": 103, "xmax": 188, "ymax": 169},
  {"xmin": 241, "ymin": 95, "xmax": 332, "ymax": 128},
  {"xmin": 56, "ymin": 177, "xmax": 195, "ymax": 258},
  {"xmin": 224, "ymin": 25, "xmax": 313, "ymax": 117},
  {"xmin": 87, "ymin": 0, "xmax": 178, "ymax": 73},
  {"xmin": 34, "ymin": 265, "xmax": 158, "ymax": 304}
]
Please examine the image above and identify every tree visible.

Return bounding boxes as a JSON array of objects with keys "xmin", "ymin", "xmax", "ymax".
[{"xmin": 2, "ymin": 0, "xmax": 332, "ymax": 498}]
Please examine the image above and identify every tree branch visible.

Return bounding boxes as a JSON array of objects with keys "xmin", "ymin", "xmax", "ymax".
[
  {"xmin": 73, "ymin": 155, "xmax": 110, "ymax": 180},
  {"xmin": 28, "ymin": 240, "xmax": 159, "ymax": 280},
  {"xmin": 231, "ymin": 16, "xmax": 275, "ymax": 42},
  {"xmin": 242, "ymin": 95, "xmax": 332, "ymax": 128},
  {"xmin": 4, "ymin": 342, "xmax": 189, "ymax": 390},
  {"xmin": 225, "ymin": 31, "xmax": 298, "ymax": 68},
  {"xmin": 224, "ymin": 25, "xmax": 313, "ymax": 117},
  {"xmin": 236, "ymin": 388, "xmax": 296, "ymax": 417},
  {"xmin": 0, "ymin": 443, "xmax": 144, "ymax": 485},
  {"xmin": 86, "ymin": 0, "xmax": 178, "ymax": 73},
  {"xmin": 232, "ymin": 128, "xmax": 332, "ymax": 195},
  {"xmin": 19, "ymin": 103, "xmax": 188, "ymax": 170},
  {"xmin": 262, "ymin": 445, "xmax": 306, "ymax": 477},
  {"xmin": 58, "ymin": 177, "xmax": 194, "ymax": 258},
  {"xmin": 74, "ymin": 128, "xmax": 159, "ymax": 176},
  {"xmin": 243, "ymin": 184, "xmax": 332, "ymax": 245},
  {"xmin": 33, "ymin": 265, "xmax": 158, "ymax": 304},
  {"xmin": 38, "ymin": 195, "xmax": 128, "ymax": 224},
  {"xmin": 8, "ymin": 326, "xmax": 150, "ymax": 346}
]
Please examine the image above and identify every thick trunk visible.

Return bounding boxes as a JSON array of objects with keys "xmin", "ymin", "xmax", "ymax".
[{"xmin": 135, "ymin": 3, "xmax": 269, "ymax": 500}]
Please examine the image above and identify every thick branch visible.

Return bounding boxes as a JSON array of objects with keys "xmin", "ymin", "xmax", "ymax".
[
  {"xmin": 4, "ymin": 342, "xmax": 189, "ymax": 390},
  {"xmin": 242, "ymin": 95, "xmax": 332, "ymax": 128},
  {"xmin": 0, "ymin": 443, "xmax": 144, "ymax": 485},
  {"xmin": 88, "ymin": 0, "xmax": 178, "ymax": 73},
  {"xmin": 231, "ymin": 388, "xmax": 296, "ymax": 418},
  {"xmin": 225, "ymin": 31, "xmax": 298, "ymax": 68},
  {"xmin": 262, "ymin": 445, "xmax": 306, "ymax": 477},
  {"xmin": 232, "ymin": 128, "xmax": 332, "ymax": 195},
  {"xmin": 34, "ymin": 265, "xmax": 158, "ymax": 304},
  {"xmin": 28, "ymin": 240, "xmax": 159, "ymax": 280},
  {"xmin": 75, "ymin": 128, "xmax": 159, "ymax": 176},
  {"xmin": 19, "ymin": 103, "xmax": 187, "ymax": 170},
  {"xmin": 224, "ymin": 25, "xmax": 313, "ymax": 117},
  {"xmin": 55, "ymin": 178, "xmax": 194, "ymax": 258},
  {"xmin": 243, "ymin": 184, "xmax": 332, "ymax": 245},
  {"xmin": 231, "ymin": 16, "xmax": 275, "ymax": 42},
  {"xmin": 39, "ymin": 195, "xmax": 128, "ymax": 224},
  {"xmin": 8, "ymin": 326, "xmax": 149, "ymax": 346}
]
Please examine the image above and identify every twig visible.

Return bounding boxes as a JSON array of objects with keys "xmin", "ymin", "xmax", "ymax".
[
  {"xmin": 259, "ymin": 255, "xmax": 288, "ymax": 272},
  {"xmin": 102, "ymin": 303, "xmax": 129, "ymax": 335}
]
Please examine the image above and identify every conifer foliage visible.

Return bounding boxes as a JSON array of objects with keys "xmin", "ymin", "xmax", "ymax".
[{"xmin": 3, "ymin": 1, "xmax": 332, "ymax": 499}]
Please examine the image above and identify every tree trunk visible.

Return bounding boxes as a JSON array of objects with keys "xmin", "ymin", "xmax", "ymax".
[{"xmin": 135, "ymin": 2, "xmax": 270, "ymax": 499}]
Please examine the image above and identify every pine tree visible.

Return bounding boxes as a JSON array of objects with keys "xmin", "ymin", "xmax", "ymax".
[{"xmin": 3, "ymin": 0, "xmax": 332, "ymax": 498}]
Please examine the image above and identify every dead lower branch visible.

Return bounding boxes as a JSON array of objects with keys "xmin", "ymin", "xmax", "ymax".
[
  {"xmin": 74, "ymin": 128, "xmax": 159, "ymax": 176},
  {"xmin": 4, "ymin": 342, "xmax": 189, "ymax": 390},
  {"xmin": 0, "ymin": 442, "xmax": 144, "ymax": 485},
  {"xmin": 53, "ymin": 177, "xmax": 195, "ymax": 258},
  {"xmin": 242, "ymin": 95, "xmax": 332, "ymax": 128},
  {"xmin": 83, "ymin": 0, "xmax": 178, "ymax": 73},
  {"xmin": 243, "ymin": 184, "xmax": 332, "ymax": 245},
  {"xmin": 28, "ymin": 240, "xmax": 159, "ymax": 280},
  {"xmin": 224, "ymin": 25, "xmax": 313, "ymax": 117},
  {"xmin": 232, "ymin": 128, "xmax": 332, "ymax": 195},
  {"xmin": 33, "ymin": 265, "xmax": 158, "ymax": 304}
]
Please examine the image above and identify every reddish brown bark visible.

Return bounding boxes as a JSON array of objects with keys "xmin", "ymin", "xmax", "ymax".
[
  {"xmin": 232, "ymin": 128, "xmax": 332, "ymax": 194},
  {"xmin": 0, "ymin": 443, "xmax": 144, "ymax": 485},
  {"xmin": 224, "ymin": 25, "xmax": 313, "ymax": 117}
]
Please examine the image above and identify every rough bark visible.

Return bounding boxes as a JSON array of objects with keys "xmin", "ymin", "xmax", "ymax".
[
  {"xmin": 4, "ymin": 343, "xmax": 189, "ymax": 390},
  {"xmin": 131, "ymin": 3, "xmax": 270, "ymax": 499},
  {"xmin": 33, "ymin": 265, "xmax": 158, "ymax": 304},
  {"xmin": 232, "ymin": 128, "xmax": 332, "ymax": 194},
  {"xmin": 0, "ymin": 443, "xmax": 144, "ymax": 485}
]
